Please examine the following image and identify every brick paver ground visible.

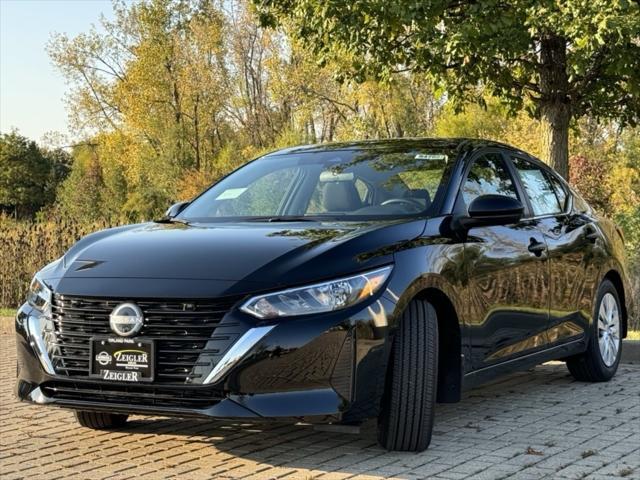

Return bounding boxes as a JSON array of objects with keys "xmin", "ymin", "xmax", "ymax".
[{"xmin": 1, "ymin": 334, "xmax": 639, "ymax": 480}]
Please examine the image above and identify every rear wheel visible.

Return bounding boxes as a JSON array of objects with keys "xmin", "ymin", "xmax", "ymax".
[
  {"xmin": 566, "ymin": 280, "xmax": 622, "ymax": 382},
  {"xmin": 74, "ymin": 411, "xmax": 129, "ymax": 430},
  {"xmin": 377, "ymin": 299, "xmax": 438, "ymax": 452}
]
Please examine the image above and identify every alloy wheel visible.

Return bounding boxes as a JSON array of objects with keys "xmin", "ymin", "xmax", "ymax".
[{"xmin": 597, "ymin": 292, "xmax": 620, "ymax": 367}]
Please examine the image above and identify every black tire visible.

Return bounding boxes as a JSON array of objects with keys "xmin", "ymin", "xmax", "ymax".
[
  {"xmin": 378, "ymin": 299, "xmax": 438, "ymax": 452},
  {"xmin": 74, "ymin": 410, "xmax": 129, "ymax": 429},
  {"xmin": 566, "ymin": 280, "xmax": 622, "ymax": 382}
]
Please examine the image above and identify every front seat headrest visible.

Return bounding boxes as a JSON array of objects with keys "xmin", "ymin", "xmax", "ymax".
[{"xmin": 321, "ymin": 181, "xmax": 363, "ymax": 212}]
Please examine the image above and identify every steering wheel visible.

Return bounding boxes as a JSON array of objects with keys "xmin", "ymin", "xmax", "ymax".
[{"xmin": 380, "ymin": 198, "xmax": 424, "ymax": 211}]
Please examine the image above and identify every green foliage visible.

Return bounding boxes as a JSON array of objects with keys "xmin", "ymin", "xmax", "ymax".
[
  {"xmin": 0, "ymin": 131, "xmax": 70, "ymax": 218},
  {"xmin": 55, "ymin": 144, "xmax": 106, "ymax": 223},
  {"xmin": 435, "ymin": 99, "xmax": 541, "ymax": 157},
  {"xmin": 256, "ymin": 0, "xmax": 640, "ymax": 120}
]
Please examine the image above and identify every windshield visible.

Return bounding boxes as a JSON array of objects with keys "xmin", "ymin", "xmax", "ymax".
[{"xmin": 179, "ymin": 147, "xmax": 457, "ymax": 222}]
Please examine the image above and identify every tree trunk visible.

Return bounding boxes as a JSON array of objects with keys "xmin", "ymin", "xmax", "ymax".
[
  {"xmin": 540, "ymin": 103, "xmax": 570, "ymax": 179},
  {"xmin": 193, "ymin": 96, "xmax": 200, "ymax": 171},
  {"xmin": 539, "ymin": 34, "xmax": 571, "ymax": 179}
]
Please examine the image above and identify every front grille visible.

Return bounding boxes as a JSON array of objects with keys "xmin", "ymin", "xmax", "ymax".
[
  {"xmin": 48, "ymin": 294, "xmax": 242, "ymax": 384},
  {"xmin": 41, "ymin": 381, "xmax": 221, "ymax": 409}
]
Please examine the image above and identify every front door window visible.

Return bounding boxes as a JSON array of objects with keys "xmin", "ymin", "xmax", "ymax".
[{"xmin": 461, "ymin": 153, "xmax": 519, "ymax": 205}]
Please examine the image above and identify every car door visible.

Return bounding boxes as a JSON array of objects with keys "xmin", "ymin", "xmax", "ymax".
[
  {"xmin": 458, "ymin": 151, "xmax": 551, "ymax": 369},
  {"xmin": 510, "ymin": 156, "xmax": 600, "ymax": 346}
]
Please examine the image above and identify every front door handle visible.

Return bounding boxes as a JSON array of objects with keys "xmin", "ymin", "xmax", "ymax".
[{"xmin": 528, "ymin": 239, "xmax": 546, "ymax": 257}]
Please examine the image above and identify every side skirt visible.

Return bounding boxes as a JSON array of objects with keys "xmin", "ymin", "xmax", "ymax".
[{"xmin": 462, "ymin": 338, "xmax": 587, "ymax": 390}]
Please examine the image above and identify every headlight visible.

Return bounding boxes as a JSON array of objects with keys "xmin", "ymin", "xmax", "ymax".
[
  {"xmin": 241, "ymin": 266, "xmax": 393, "ymax": 319},
  {"xmin": 25, "ymin": 274, "xmax": 57, "ymax": 375},
  {"xmin": 27, "ymin": 274, "xmax": 52, "ymax": 316}
]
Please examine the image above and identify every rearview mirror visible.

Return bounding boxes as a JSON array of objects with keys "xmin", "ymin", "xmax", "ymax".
[
  {"xmin": 456, "ymin": 194, "xmax": 523, "ymax": 230},
  {"xmin": 165, "ymin": 201, "xmax": 190, "ymax": 219}
]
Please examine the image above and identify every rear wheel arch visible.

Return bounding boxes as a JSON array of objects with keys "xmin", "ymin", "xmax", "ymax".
[
  {"xmin": 602, "ymin": 270, "xmax": 627, "ymax": 338},
  {"xmin": 566, "ymin": 279, "xmax": 622, "ymax": 382}
]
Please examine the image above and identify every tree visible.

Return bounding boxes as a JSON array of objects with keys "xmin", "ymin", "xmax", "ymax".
[
  {"xmin": 41, "ymin": 147, "xmax": 72, "ymax": 207},
  {"xmin": 0, "ymin": 131, "xmax": 62, "ymax": 218},
  {"xmin": 48, "ymin": 0, "xmax": 232, "ymax": 172},
  {"xmin": 56, "ymin": 143, "xmax": 107, "ymax": 223},
  {"xmin": 46, "ymin": 0, "xmax": 447, "ymax": 221},
  {"xmin": 255, "ymin": 0, "xmax": 640, "ymax": 178}
]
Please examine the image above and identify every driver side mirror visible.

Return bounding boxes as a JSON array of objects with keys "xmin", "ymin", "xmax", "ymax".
[
  {"xmin": 455, "ymin": 194, "xmax": 524, "ymax": 230},
  {"xmin": 165, "ymin": 201, "xmax": 190, "ymax": 219}
]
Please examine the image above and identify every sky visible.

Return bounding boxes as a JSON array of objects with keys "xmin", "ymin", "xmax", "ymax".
[{"xmin": 0, "ymin": 0, "xmax": 115, "ymax": 142}]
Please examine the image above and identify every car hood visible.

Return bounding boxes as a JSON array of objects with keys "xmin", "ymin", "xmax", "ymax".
[{"xmin": 43, "ymin": 219, "xmax": 425, "ymax": 298}]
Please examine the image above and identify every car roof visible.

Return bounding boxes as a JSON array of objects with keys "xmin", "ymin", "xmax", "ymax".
[{"xmin": 265, "ymin": 137, "xmax": 535, "ymax": 160}]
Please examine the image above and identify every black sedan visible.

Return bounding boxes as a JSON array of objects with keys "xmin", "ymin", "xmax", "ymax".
[{"xmin": 15, "ymin": 139, "xmax": 634, "ymax": 451}]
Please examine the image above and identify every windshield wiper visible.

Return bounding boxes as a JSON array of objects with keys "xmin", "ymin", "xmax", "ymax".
[
  {"xmin": 267, "ymin": 216, "xmax": 319, "ymax": 222},
  {"xmin": 154, "ymin": 217, "xmax": 190, "ymax": 225},
  {"xmin": 243, "ymin": 216, "xmax": 318, "ymax": 223}
]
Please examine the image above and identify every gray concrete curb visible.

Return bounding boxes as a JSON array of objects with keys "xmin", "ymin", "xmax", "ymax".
[{"xmin": 2, "ymin": 315, "xmax": 638, "ymax": 364}]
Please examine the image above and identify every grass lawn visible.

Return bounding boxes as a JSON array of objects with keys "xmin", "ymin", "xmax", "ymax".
[
  {"xmin": 628, "ymin": 330, "xmax": 640, "ymax": 341},
  {"xmin": 0, "ymin": 308, "xmax": 16, "ymax": 317}
]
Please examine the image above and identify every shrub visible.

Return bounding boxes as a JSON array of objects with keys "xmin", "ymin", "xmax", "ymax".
[{"xmin": 0, "ymin": 217, "xmax": 113, "ymax": 308}]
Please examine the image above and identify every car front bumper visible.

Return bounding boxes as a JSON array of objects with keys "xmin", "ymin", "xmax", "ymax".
[{"xmin": 15, "ymin": 293, "xmax": 397, "ymax": 423}]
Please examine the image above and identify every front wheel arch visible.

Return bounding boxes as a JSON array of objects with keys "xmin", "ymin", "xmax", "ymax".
[
  {"xmin": 388, "ymin": 288, "xmax": 462, "ymax": 404},
  {"xmin": 378, "ymin": 299, "xmax": 438, "ymax": 451}
]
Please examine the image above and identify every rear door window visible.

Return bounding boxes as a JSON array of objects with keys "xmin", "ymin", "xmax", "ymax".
[{"xmin": 511, "ymin": 157, "xmax": 562, "ymax": 216}]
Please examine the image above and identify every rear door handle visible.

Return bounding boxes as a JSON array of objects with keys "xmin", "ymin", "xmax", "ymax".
[{"xmin": 528, "ymin": 239, "xmax": 546, "ymax": 257}]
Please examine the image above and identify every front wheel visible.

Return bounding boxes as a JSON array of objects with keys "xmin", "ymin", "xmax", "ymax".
[
  {"xmin": 377, "ymin": 299, "xmax": 438, "ymax": 452},
  {"xmin": 74, "ymin": 411, "xmax": 129, "ymax": 430},
  {"xmin": 566, "ymin": 280, "xmax": 622, "ymax": 382}
]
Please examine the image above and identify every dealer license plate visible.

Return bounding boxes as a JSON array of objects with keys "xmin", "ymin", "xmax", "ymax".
[{"xmin": 90, "ymin": 336, "xmax": 154, "ymax": 382}]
